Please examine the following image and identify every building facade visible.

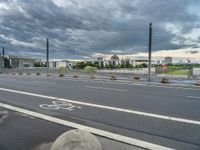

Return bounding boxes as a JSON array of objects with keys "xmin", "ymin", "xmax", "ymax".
[
  {"xmin": 164, "ymin": 57, "xmax": 172, "ymax": 64},
  {"xmin": 97, "ymin": 55, "xmax": 136, "ymax": 67},
  {"xmin": 9, "ymin": 56, "xmax": 35, "ymax": 68}
]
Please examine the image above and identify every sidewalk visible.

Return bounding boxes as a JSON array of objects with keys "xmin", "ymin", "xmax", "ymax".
[{"xmin": 0, "ymin": 108, "xmax": 144, "ymax": 150}]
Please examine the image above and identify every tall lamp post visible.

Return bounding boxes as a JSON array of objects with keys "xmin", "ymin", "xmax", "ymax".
[
  {"xmin": 46, "ymin": 38, "xmax": 49, "ymax": 75},
  {"xmin": 148, "ymin": 23, "xmax": 152, "ymax": 82},
  {"xmin": 2, "ymin": 47, "xmax": 5, "ymax": 69}
]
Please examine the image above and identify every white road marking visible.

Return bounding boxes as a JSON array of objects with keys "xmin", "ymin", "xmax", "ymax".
[
  {"xmin": 0, "ymin": 102, "xmax": 173, "ymax": 150},
  {"xmin": 39, "ymin": 101, "xmax": 81, "ymax": 111},
  {"xmin": 33, "ymin": 81, "xmax": 57, "ymax": 85},
  {"xmin": 187, "ymin": 96, "xmax": 200, "ymax": 99},
  {"xmin": 85, "ymin": 85, "xmax": 127, "ymax": 92},
  {"xmin": 0, "ymin": 87, "xmax": 200, "ymax": 126}
]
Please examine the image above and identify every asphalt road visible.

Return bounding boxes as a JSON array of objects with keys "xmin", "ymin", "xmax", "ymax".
[{"xmin": 0, "ymin": 74, "xmax": 200, "ymax": 150}]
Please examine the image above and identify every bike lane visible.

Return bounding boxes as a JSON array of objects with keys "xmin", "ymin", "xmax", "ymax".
[
  {"xmin": 0, "ymin": 90, "xmax": 200, "ymax": 150},
  {"xmin": 0, "ymin": 107, "xmax": 139, "ymax": 150}
]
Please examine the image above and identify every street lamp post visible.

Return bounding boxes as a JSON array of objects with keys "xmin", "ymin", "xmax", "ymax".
[
  {"xmin": 2, "ymin": 47, "xmax": 5, "ymax": 69},
  {"xmin": 148, "ymin": 23, "xmax": 152, "ymax": 82},
  {"xmin": 46, "ymin": 38, "xmax": 49, "ymax": 75}
]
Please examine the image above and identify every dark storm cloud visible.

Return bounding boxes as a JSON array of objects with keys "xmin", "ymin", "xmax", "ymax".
[{"xmin": 0, "ymin": 0, "xmax": 199, "ymax": 59}]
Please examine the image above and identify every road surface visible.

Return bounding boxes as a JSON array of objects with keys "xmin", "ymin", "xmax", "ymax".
[{"xmin": 0, "ymin": 74, "xmax": 200, "ymax": 150}]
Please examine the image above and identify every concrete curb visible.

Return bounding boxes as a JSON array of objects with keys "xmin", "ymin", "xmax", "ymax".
[{"xmin": 50, "ymin": 129, "xmax": 102, "ymax": 150}]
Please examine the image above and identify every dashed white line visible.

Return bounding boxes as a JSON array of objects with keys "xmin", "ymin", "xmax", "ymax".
[
  {"xmin": 85, "ymin": 85, "xmax": 127, "ymax": 92},
  {"xmin": 187, "ymin": 96, "xmax": 200, "ymax": 99},
  {"xmin": 0, "ymin": 87, "xmax": 200, "ymax": 126},
  {"xmin": 0, "ymin": 102, "xmax": 174, "ymax": 150},
  {"xmin": 33, "ymin": 81, "xmax": 57, "ymax": 85}
]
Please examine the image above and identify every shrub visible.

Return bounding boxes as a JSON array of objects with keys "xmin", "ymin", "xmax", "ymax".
[
  {"xmin": 161, "ymin": 78, "xmax": 169, "ymax": 84},
  {"xmin": 110, "ymin": 75, "xmax": 117, "ymax": 80},
  {"xmin": 12, "ymin": 72, "xmax": 16, "ymax": 75},
  {"xmin": 26, "ymin": 72, "xmax": 31, "ymax": 75},
  {"xmin": 36, "ymin": 72, "xmax": 41, "ymax": 76},
  {"xmin": 58, "ymin": 66, "xmax": 68, "ymax": 75},
  {"xmin": 84, "ymin": 66, "xmax": 97, "ymax": 74},
  {"xmin": 18, "ymin": 72, "xmax": 23, "ymax": 75},
  {"xmin": 73, "ymin": 74, "xmax": 79, "ymax": 78}
]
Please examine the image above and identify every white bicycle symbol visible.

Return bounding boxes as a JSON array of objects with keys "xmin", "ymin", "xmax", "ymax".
[{"xmin": 39, "ymin": 101, "xmax": 81, "ymax": 111}]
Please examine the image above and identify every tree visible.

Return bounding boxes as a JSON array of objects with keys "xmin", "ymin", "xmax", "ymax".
[
  {"xmin": 34, "ymin": 62, "xmax": 46, "ymax": 67},
  {"xmin": 73, "ymin": 62, "xmax": 87, "ymax": 69}
]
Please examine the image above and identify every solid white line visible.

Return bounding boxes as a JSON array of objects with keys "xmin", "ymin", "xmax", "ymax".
[
  {"xmin": 85, "ymin": 85, "xmax": 127, "ymax": 92},
  {"xmin": 0, "ymin": 102, "xmax": 173, "ymax": 150},
  {"xmin": 187, "ymin": 96, "xmax": 200, "ymax": 99},
  {"xmin": 0, "ymin": 87, "xmax": 200, "ymax": 126}
]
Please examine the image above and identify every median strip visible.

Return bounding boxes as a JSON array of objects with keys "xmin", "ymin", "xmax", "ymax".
[
  {"xmin": 0, "ymin": 87, "xmax": 200, "ymax": 125},
  {"xmin": 0, "ymin": 102, "xmax": 174, "ymax": 150}
]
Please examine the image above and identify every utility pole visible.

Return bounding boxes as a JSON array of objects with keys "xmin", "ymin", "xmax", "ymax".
[
  {"xmin": 2, "ymin": 47, "xmax": 5, "ymax": 69},
  {"xmin": 46, "ymin": 38, "xmax": 49, "ymax": 74},
  {"xmin": 148, "ymin": 23, "xmax": 152, "ymax": 82}
]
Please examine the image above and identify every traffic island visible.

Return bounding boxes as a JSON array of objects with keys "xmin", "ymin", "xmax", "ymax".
[{"xmin": 50, "ymin": 129, "xmax": 102, "ymax": 150}]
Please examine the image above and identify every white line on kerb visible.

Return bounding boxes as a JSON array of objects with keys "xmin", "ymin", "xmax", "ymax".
[
  {"xmin": 85, "ymin": 85, "xmax": 127, "ymax": 92},
  {"xmin": 0, "ymin": 102, "xmax": 174, "ymax": 150},
  {"xmin": 0, "ymin": 87, "xmax": 200, "ymax": 126}
]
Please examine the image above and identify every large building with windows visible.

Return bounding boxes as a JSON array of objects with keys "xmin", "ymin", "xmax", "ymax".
[
  {"xmin": 9, "ymin": 56, "xmax": 35, "ymax": 68},
  {"xmin": 97, "ymin": 55, "xmax": 136, "ymax": 67},
  {"xmin": 164, "ymin": 57, "xmax": 172, "ymax": 64}
]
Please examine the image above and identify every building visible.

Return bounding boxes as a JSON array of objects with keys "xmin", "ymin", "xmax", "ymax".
[
  {"xmin": 49, "ymin": 60, "xmax": 67, "ymax": 68},
  {"xmin": 164, "ymin": 57, "xmax": 172, "ymax": 64},
  {"xmin": 97, "ymin": 55, "xmax": 136, "ymax": 67},
  {"xmin": 9, "ymin": 56, "xmax": 35, "ymax": 68},
  {"xmin": 156, "ymin": 60, "xmax": 161, "ymax": 65}
]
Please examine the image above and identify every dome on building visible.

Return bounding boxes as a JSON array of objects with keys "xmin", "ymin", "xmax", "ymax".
[
  {"xmin": 125, "ymin": 57, "xmax": 130, "ymax": 61},
  {"xmin": 110, "ymin": 55, "xmax": 119, "ymax": 60}
]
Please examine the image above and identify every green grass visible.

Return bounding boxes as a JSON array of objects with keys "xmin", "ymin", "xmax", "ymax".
[{"xmin": 166, "ymin": 70, "xmax": 190, "ymax": 75}]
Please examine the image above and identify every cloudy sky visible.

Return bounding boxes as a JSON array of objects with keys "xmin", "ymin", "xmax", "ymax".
[{"xmin": 0, "ymin": 0, "xmax": 200, "ymax": 60}]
